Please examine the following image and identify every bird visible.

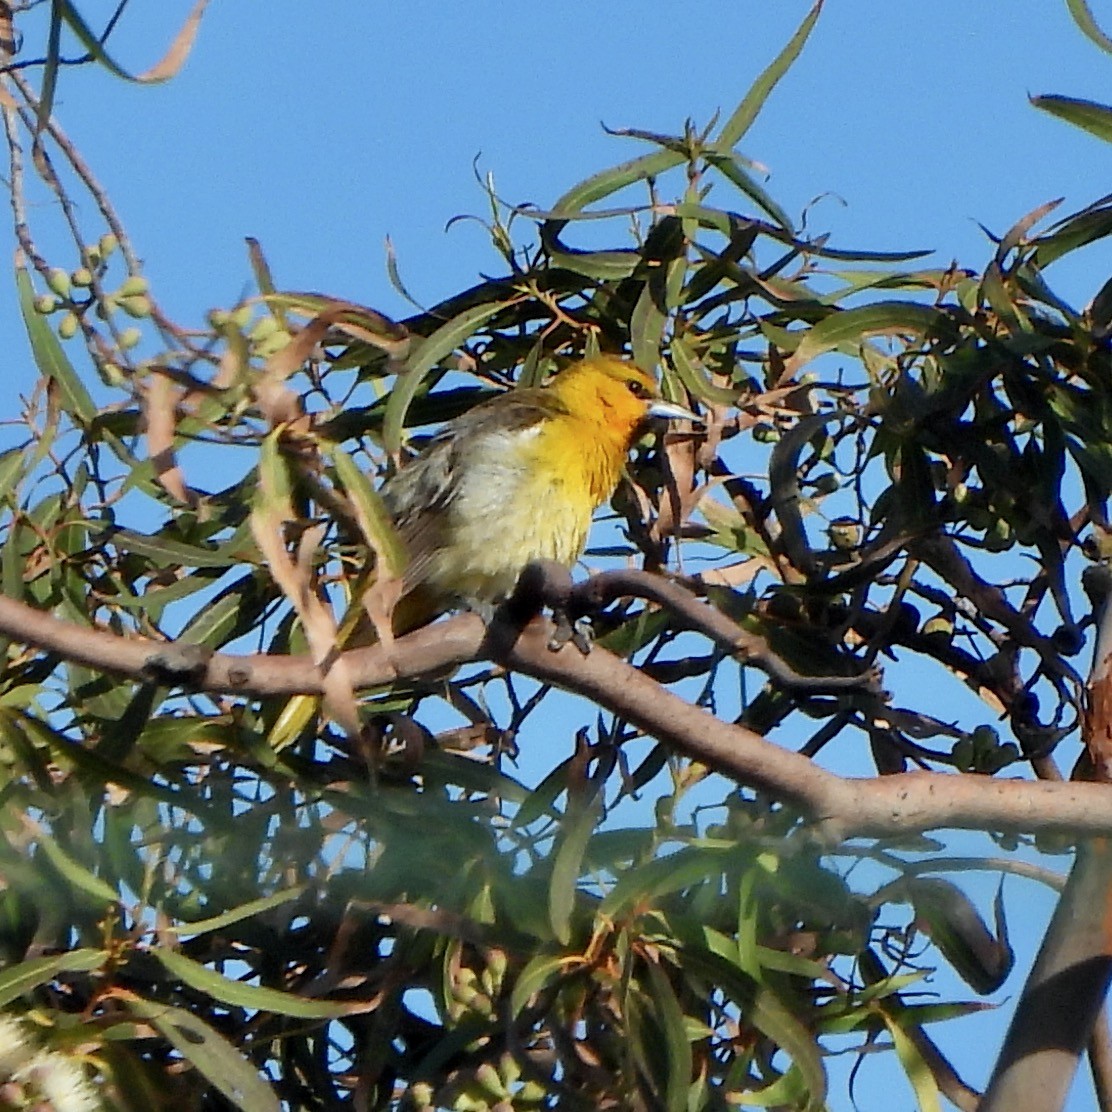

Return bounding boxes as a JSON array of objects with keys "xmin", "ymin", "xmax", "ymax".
[{"xmin": 379, "ymin": 354, "xmax": 696, "ymax": 629}]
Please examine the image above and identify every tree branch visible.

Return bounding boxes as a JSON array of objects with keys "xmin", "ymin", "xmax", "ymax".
[{"xmin": 1, "ymin": 591, "xmax": 1111, "ymax": 841}]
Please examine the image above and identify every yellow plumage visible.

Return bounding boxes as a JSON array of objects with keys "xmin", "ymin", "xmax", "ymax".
[{"xmin": 381, "ymin": 355, "xmax": 692, "ymax": 621}]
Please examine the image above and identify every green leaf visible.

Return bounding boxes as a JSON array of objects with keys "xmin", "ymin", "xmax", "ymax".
[
  {"xmin": 682, "ymin": 945, "xmax": 826, "ymax": 1111},
  {"xmin": 599, "ymin": 846, "xmax": 730, "ymax": 919},
  {"xmin": 1065, "ymin": 0, "xmax": 1112, "ymax": 52},
  {"xmin": 788, "ymin": 300, "xmax": 947, "ymax": 372},
  {"xmin": 0, "ymin": 949, "xmax": 105, "ymax": 1007},
  {"xmin": 509, "ymin": 951, "xmax": 567, "ymax": 1019},
  {"xmin": 1031, "ymin": 93, "xmax": 1112, "ymax": 143},
  {"xmin": 327, "ymin": 441, "xmax": 407, "ymax": 576},
  {"xmin": 881, "ymin": 1012, "xmax": 943, "ymax": 1112},
  {"xmin": 548, "ymin": 793, "xmax": 602, "ymax": 945},
  {"xmin": 703, "ymin": 152, "xmax": 794, "ymax": 230},
  {"xmin": 715, "ymin": 0, "xmax": 824, "ymax": 149},
  {"xmin": 670, "ymin": 337, "xmax": 743, "ymax": 405},
  {"xmin": 16, "ymin": 266, "xmax": 97, "ymax": 424},
  {"xmin": 382, "ymin": 299, "xmax": 511, "ymax": 454},
  {"xmin": 167, "ymin": 887, "xmax": 306, "ymax": 937},
  {"xmin": 551, "ymin": 146, "xmax": 687, "ymax": 214},
  {"xmin": 630, "ymin": 281, "xmax": 667, "ymax": 371},
  {"xmin": 154, "ymin": 948, "xmax": 360, "ymax": 1018},
  {"xmin": 644, "ymin": 959, "xmax": 694, "ymax": 1112},
  {"xmin": 126, "ymin": 997, "xmax": 281, "ymax": 1112},
  {"xmin": 30, "ymin": 827, "xmax": 120, "ymax": 907},
  {"xmin": 36, "ymin": 0, "xmax": 62, "ymax": 132}
]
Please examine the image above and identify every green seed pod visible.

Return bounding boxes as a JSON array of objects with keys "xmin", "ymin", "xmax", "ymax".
[
  {"xmin": 118, "ymin": 327, "xmax": 142, "ymax": 351},
  {"xmin": 498, "ymin": 1053, "xmax": 520, "ymax": 1085},
  {"xmin": 82, "ymin": 245, "xmax": 102, "ymax": 268},
  {"xmin": 474, "ymin": 1064, "xmax": 506, "ymax": 1100},
  {"xmin": 98, "ymin": 233, "xmax": 119, "ymax": 258},
  {"xmin": 100, "ymin": 362, "xmax": 126, "ymax": 387},
  {"xmin": 119, "ymin": 295, "xmax": 152, "ymax": 319},
  {"xmin": 971, "ymin": 725, "xmax": 999, "ymax": 752},
  {"xmin": 57, "ymin": 311, "xmax": 79, "ymax": 340},
  {"xmin": 951, "ymin": 737, "xmax": 975, "ymax": 771},
  {"xmin": 207, "ymin": 309, "xmax": 230, "ymax": 329},
  {"xmin": 451, "ymin": 1094, "xmax": 485, "ymax": 1112},
  {"xmin": 118, "ymin": 275, "xmax": 149, "ymax": 298},
  {"xmin": 71, "ymin": 267, "xmax": 94, "ymax": 288},
  {"xmin": 230, "ymin": 304, "xmax": 253, "ymax": 329},
  {"xmin": 46, "ymin": 269, "xmax": 71, "ymax": 297},
  {"xmin": 409, "ymin": 1083, "xmax": 435, "ymax": 1109},
  {"xmin": 33, "ymin": 294, "xmax": 58, "ymax": 315}
]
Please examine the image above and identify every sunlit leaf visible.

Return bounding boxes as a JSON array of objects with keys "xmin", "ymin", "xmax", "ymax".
[
  {"xmin": 1032, "ymin": 93, "xmax": 1112, "ymax": 143},
  {"xmin": 715, "ymin": 0, "xmax": 824, "ymax": 150}
]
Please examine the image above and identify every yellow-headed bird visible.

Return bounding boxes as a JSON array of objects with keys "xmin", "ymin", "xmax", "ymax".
[{"xmin": 382, "ymin": 355, "xmax": 694, "ymax": 621}]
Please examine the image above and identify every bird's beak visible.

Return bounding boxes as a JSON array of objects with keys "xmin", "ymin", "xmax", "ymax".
[{"xmin": 647, "ymin": 398, "xmax": 701, "ymax": 423}]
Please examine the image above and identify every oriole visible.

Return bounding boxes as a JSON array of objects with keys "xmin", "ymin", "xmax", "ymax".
[{"xmin": 381, "ymin": 355, "xmax": 694, "ymax": 621}]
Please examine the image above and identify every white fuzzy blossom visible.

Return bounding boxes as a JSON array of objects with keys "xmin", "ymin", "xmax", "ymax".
[
  {"xmin": 13, "ymin": 1051, "xmax": 100, "ymax": 1112},
  {"xmin": 0, "ymin": 1014, "xmax": 35, "ymax": 1077},
  {"xmin": 0, "ymin": 1014, "xmax": 102, "ymax": 1111}
]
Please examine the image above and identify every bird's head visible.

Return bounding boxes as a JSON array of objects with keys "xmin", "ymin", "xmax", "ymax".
[{"xmin": 549, "ymin": 355, "xmax": 697, "ymax": 443}]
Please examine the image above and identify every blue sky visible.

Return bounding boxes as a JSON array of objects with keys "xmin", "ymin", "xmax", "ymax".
[
  {"xmin": 9, "ymin": 3, "xmax": 1112, "ymax": 1109},
  {"xmin": 28, "ymin": 1, "xmax": 1112, "ymax": 338}
]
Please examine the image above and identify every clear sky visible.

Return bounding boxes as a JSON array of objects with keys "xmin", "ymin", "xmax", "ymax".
[{"xmin": 9, "ymin": 3, "xmax": 1112, "ymax": 1109}]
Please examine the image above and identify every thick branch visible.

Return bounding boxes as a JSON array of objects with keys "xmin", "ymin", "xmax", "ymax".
[
  {"xmin": 1, "ymin": 592, "xmax": 1111, "ymax": 840},
  {"xmin": 980, "ymin": 840, "xmax": 1112, "ymax": 1112}
]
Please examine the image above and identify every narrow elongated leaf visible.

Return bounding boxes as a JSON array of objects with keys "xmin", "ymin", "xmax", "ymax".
[
  {"xmin": 1032, "ymin": 93, "xmax": 1112, "ymax": 143},
  {"xmin": 126, "ymin": 997, "xmax": 280, "ymax": 1112},
  {"xmin": 881, "ymin": 1011, "xmax": 943, "ymax": 1112},
  {"xmin": 509, "ymin": 952, "xmax": 567, "ymax": 1019},
  {"xmin": 16, "ymin": 267, "xmax": 97, "ymax": 424},
  {"xmin": 704, "ymin": 151, "xmax": 793, "ymax": 231},
  {"xmin": 670, "ymin": 337, "xmax": 744, "ymax": 405},
  {"xmin": 0, "ymin": 949, "xmax": 105, "ymax": 1007},
  {"xmin": 599, "ymin": 846, "xmax": 730, "ymax": 918},
  {"xmin": 551, "ymin": 147, "xmax": 686, "ymax": 214},
  {"xmin": 382, "ymin": 300, "xmax": 510, "ymax": 454},
  {"xmin": 54, "ymin": 0, "xmax": 209, "ymax": 84},
  {"xmin": 787, "ymin": 300, "xmax": 947, "ymax": 373},
  {"xmin": 154, "ymin": 949, "xmax": 361, "ymax": 1017},
  {"xmin": 327, "ymin": 441, "xmax": 407, "ymax": 576},
  {"xmin": 1066, "ymin": 0, "xmax": 1112, "ymax": 52},
  {"xmin": 36, "ymin": 2, "xmax": 62, "ymax": 133},
  {"xmin": 548, "ymin": 794, "xmax": 602, "ymax": 945},
  {"xmin": 30, "ymin": 826, "xmax": 120, "ymax": 906},
  {"xmin": 1034, "ymin": 197, "xmax": 1112, "ymax": 266},
  {"xmin": 644, "ymin": 959, "xmax": 693, "ymax": 1112},
  {"xmin": 715, "ymin": 0, "xmax": 824, "ymax": 149},
  {"xmin": 905, "ymin": 878, "xmax": 1013, "ymax": 994}
]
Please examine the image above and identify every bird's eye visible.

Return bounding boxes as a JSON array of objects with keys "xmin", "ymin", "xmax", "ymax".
[{"xmin": 626, "ymin": 379, "xmax": 650, "ymax": 399}]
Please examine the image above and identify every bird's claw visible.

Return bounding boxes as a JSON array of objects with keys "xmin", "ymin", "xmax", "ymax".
[{"xmin": 548, "ymin": 610, "xmax": 593, "ymax": 655}]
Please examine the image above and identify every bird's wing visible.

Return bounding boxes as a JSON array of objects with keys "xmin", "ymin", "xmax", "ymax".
[{"xmin": 381, "ymin": 389, "xmax": 569, "ymax": 593}]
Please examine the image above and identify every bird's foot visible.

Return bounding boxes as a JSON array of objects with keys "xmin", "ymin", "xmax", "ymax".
[{"xmin": 548, "ymin": 609, "xmax": 593, "ymax": 655}]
